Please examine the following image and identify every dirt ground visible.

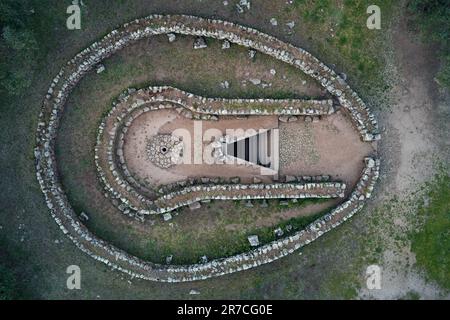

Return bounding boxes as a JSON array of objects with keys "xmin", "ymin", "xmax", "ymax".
[
  {"xmin": 123, "ymin": 106, "xmax": 374, "ymax": 192},
  {"xmin": 357, "ymin": 13, "xmax": 450, "ymax": 300},
  {"xmin": 124, "ymin": 109, "xmax": 279, "ymax": 187},
  {"xmin": 279, "ymin": 112, "xmax": 376, "ymax": 191}
]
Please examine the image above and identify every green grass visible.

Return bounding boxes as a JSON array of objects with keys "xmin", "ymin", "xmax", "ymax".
[
  {"xmin": 400, "ymin": 290, "xmax": 421, "ymax": 300},
  {"xmin": 0, "ymin": 264, "xmax": 18, "ymax": 300},
  {"xmin": 410, "ymin": 171, "xmax": 450, "ymax": 290},
  {"xmin": 135, "ymin": 199, "xmax": 334, "ymax": 265},
  {"xmin": 291, "ymin": 0, "xmax": 395, "ymax": 104},
  {"xmin": 255, "ymin": 208, "xmax": 329, "ymax": 245},
  {"xmin": 321, "ymin": 268, "xmax": 359, "ymax": 299}
]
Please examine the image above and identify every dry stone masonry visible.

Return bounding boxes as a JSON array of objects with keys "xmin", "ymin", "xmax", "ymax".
[
  {"xmin": 35, "ymin": 14, "xmax": 380, "ymax": 282},
  {"xmin": 94, "ymin": 86, "xmax": 338, "ymax": 218},
  {"xmin": 147, "ymin": 134, "xmax": 183, "ymax": 169}
]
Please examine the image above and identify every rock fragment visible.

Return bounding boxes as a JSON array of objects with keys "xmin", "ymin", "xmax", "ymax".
[
  {"xmin": 189, "ymin": 202, "xmax": 202, "ymax": 211},
  {"xmin": 167, "ymin": 33, "xmax": 176, "ymax": 42},
  {"xmin": 96, "ymin": 64, "xmax": 105, "ymax": 74},
  {"xmin": 286, "ymin": 21, "xmax": 295, "ymax": 29},
  {"xmin": 248, "ymin": 235, "xmax": 259, "ymax": 247},
  {"xmin": 248, "ymin": 49, "xmax": 256, "ymax": 59},
  {"xmin": 222, "ymin": 40, "xmax": 231, "ymax": 49},
  {"xmin": 193, "ymin": 37, "xmax": 207, "ymax": 49}
]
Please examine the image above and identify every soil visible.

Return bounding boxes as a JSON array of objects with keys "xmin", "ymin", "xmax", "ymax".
[
  {"xmin": 358, "ymin": 12, "xmax": 450, "ymax": 299},
  {"xmin": 124, "ymin": 109, "xmax": 279, "ymax": 187},
  {"xmin": 279, "ymin": 112, "xmax": 376, "ymax": 191},
  {"xmin": 123, "ymin": 107, "xmax": 374, "ymax": 193}
]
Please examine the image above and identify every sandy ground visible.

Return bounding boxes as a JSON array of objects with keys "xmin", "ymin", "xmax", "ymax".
[
  {"xmin": 279, "ymin": 112, "xmax": 376, "ymax": 191},
  {"xmin": 123, "ymin": 107, "xmax": 374, "ymax": 192},
  {"xmin": 124, "ymin": 109, "xmax": 279, "ymax": 187}
]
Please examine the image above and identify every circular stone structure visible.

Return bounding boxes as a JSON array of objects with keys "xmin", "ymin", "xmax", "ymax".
[
  {"xmin": 146, "ymin": 134, "xmax": 183, "ymax": 169},
  {"xmin": 35, "ymin": 14, "xmax": 380, "ymax": 282}
]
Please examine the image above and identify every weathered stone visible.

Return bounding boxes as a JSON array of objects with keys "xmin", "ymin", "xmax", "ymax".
[
  {"xmin": 193, "ymin": 37, "xmax": 207, "ymax": 49},
  {"xmin": 248, "ymin": 235, "xmax": 259, "ymax": 247},
  {"xmin": 253, "ymin": 177, "xmax": 262, "ymax": 183},
  {"xmin": 239, "ymin": 0, "xmax": 250, "ymax": 10},
  {"xmin": 80, "ymin": 212, "xmax": 89, "ymax": 221},
  {"xmin": 274, "ymin": 228, "xmax": 284, "ymax": 237},
  {"xmin": 36, "ymin": 14, "xmax": 380, "ymax": 283},
  {"xmin": 96, "ymin": 64, "xmax": 105, "ymax": 74},
  {"xmin": 285, "ymin": 175, "xmax": 296, "ymax": 182},
  {"xmin": 279, "ymin": 115, "xmax": 289, "ymax": 123},
  {"xmin": 167, "ymin": 33, "xmax": 176, "ymax": 42},
  {"xmin": 230, "ymin": 177, "xmax": 240, "ymax": 184},
  {"xmin": 222, "ymin": 40, "xmax": 231, "ymax": 49},
  {"xmin": 189, "ymin": 201, "xmax": 202, "ymax": 210},
  {"xmin": 220, "ymin": 80, "xmax": 230, "ymax": 89},
  {"xmin": 286, "ymin": 21, "xmax": 295, "ymax": 29}
]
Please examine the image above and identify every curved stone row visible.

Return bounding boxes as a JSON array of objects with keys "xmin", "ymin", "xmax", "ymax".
[
  {"xmin": 35, "ymin": 14, "xmax": 380, "ymax": 282},
  {"xmin": 157, "ymin": 174, "xmax": 333, "ymax": 195},
  {"xmin": 95, "ymin": 86, "xmax": 337, "ymax": 218},
  {"xmin": 154, "ymin": 182, "xmax": 346, "ymax": 214},
  {"xmin": 117, "ymin": 86, "xmax": 335, "ymax": 116}
]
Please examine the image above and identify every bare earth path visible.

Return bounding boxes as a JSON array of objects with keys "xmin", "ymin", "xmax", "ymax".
[{"xmin": 358, "ymin": 13, "xmax": 450, "ymax": 300}]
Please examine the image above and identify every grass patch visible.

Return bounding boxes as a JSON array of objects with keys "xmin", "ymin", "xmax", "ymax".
[
  {"xmin": 291, "ymin": 0, "xmax": 396, "ymax": 103},
  {"xmin": 410, "ymin": 170, "xmax": 450, "ymax": 290},
  {"xmin": 140, "ymin": 199, "xmax": 332, "ymax": 265},
  {"xmin": 0, "ymin": 264, "xmax": 18, "ymax": 300}
]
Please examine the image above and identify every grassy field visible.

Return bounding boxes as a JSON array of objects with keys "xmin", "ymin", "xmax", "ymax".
[
  {"xmin": 410, "ymin": 170, "xmax": 450, "ymax": 290},
  {"xmin": 287, "ymin": 0, "xmax": 396, "ymax": 104},
  {"xmin": 1, "ymin": 0, "xmax": 448, "ymax": 299}
]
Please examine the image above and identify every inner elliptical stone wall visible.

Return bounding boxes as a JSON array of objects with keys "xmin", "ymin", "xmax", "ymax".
[{"xmin": 95, "ymin": 86, "xmax": 342, "ymax": 218}]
